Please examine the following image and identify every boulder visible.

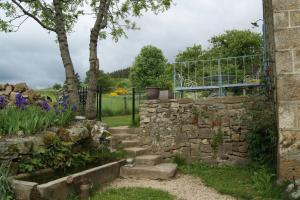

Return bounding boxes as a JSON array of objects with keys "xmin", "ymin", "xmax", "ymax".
[
  {"xmin": 9, "ymin": 92, "xmax": 18, "ymax": 102},
  {"xmin": 0, "ymin": 84, "xmax": 4, "ymax": 91},
  {"xmin": 4, "ymin": 85, "xmax": 13, "ymax": 96},
  {"xmin": 67, "ymin": 127, "xmax": 90, "ymax": 142},
  {"xmin": 13, "ymin": 82, "xmax": 28, "ymax": 93}
]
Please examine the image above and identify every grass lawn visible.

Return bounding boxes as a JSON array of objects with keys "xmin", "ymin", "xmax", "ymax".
[
  {"xmin": 91, "ymin": 187, "xmax": 174, "ymax": 200},
  {"xmin": 35, "ymin": 89, "xmax": 58, "ymax": 102},
  {"xmin": 67, "ymin": 187, "xmax": 174, "ymax": 200},
  {"xmin": 179, "ymin": 162, "xmax": 286, "ymax": 200},
  {"xmin": 102, "ymin": 115, "xmax": 133, "ymax": 127}
]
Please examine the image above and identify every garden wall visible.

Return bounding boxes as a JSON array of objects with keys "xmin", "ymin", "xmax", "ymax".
[
  {"xmin": 0, "ymin": 83, "xmax": 43, "ymax": 105},
  {"xmin": 138, "ymin": 97, "xmax": 261, "ymax": 165}
]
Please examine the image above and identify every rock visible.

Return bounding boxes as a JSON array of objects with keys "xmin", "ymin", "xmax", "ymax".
[
  {"xmin": 4, "ymin": 85, "xmax": 13, "ymax": 96},
  {"xmin": 0, "ymin": 84, "xmax": 4, "ymax": 90},
  {"xmin": 67, "ymin": 127, "xmax": 90, "ymax": 142},
  {"xmin": 23, "ymin": 89, "xmax": 36, "ymax": 102},
  {"xmin": 286, "ymin": 179, "xmax": 300, "ymax": 199},
  {"xmin": 9, "ymin": 92, "xmax": 18, "ymax": 102},
  {"xmin": 13, "ymin": 82, "xmax": 28, "ymax": 92}
]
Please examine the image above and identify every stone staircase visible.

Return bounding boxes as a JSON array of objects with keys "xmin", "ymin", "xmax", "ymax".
[{"xmin": 109, "ymin": 126, "xmax": 177, "ymax": 180}]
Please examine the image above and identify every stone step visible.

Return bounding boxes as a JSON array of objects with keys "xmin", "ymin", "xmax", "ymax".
[
  {"xmin": 124, "ymin": 147, "xmax": 148, "ymax": 156},
  {"xmin": 120, "ymin": 163, "xmax": 177, "ymax": 180},
  {"xmin": 135, "ymin": 155, "xmax": 162, "ymax": 166},
  {"xmin": 109, "ymin": 126, "xmax": 136, "ymax": 135},
  {"xmin": 121, "ymin": 140, "xmax": 139, "ymax": 148},
  {"xmin": 111, "ymin": 133, "xmax": 137, "ymax": 141}
]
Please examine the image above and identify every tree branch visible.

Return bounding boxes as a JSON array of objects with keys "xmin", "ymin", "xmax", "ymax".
[{"xmin": 11, "ymin": 0, "xmax": 56, "ymax": 32}]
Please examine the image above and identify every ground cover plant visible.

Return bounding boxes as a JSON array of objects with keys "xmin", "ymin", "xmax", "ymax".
[
  {"xmin": 178, "ymin": 162, "xmax": 286, "ymax": 200},
  {"xmin": 0, "ymin": 162, "xmax": 14, "ymax": 200},
  {"xmin": 0, "ymin": 94, "xmax": 74, "ymax": 135},
  {"xmin": 67, "ymin": 187, "xmax": 174, "ymax": 200}
]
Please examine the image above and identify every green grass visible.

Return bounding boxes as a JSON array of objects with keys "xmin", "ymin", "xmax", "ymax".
[
  {"xmin": 35, "ymin": 89, "xmax": 58, "ymax": 102},
  {"xmin": 102, "ymin": 115, "xmax": 133, "ymax": 127},
  {"xmin": 67, "ymin": 187, "xmax": 174, "ymax": 200},
  {"xmin": 179, "ymin": 163, "xmax": 286, "ymax": 200}
]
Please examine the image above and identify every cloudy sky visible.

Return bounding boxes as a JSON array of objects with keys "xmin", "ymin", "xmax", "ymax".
[{"xmin": 0, "ymin": 0, "xmax": 263, "ymax": 89}]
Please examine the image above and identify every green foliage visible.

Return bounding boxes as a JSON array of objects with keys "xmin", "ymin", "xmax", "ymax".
[
  {"xmin": 172, "ymin": 154, "xmax": 186, "ymax": 167},
  {"xmin": 18, "ymin": 136, "xmax": 125, "ymax": 173},
  {"xmin": 130, "ymin": 45, "xmax": 168, "ymax": 89},
  {"xmin": 211, "ymin": 128, "xmax": 223, "ymax": 157},
  {"xmin": 208, "ymin": 29, "xmax": 262, "ymax": 57},
  {"xmin": 109, "ymin": 68, "xmax": 131, "ymax": 79},
  {"xmin": 85, "ymin": 70, "xmax": 113, "ymax": 93},
  {"xmin": 246, "ymin": 101, "xmax": 277, "ymax": 166},
  {"xmin": 251, "ymin": 167, "xmax": 283, "ymax": 198},
  {"xmin": 175, "ymin": 44, "xmax": 204, "ymax": 62},
  {"xmin": 0, "ymin": 0, "xmax": 84, "ymax": 33},
  {"xmin": 0, "ymin": 106, "xmax": 74, "ymax": 135},
  {"xmin": 0, "ymin": 162, "xmax": 14, "ymax": 200},
  {"xmin": 90, "ymin": 187, "xmax": 174, "ymax": 200},
  {"xmin": 180, "ymin": 162, "xmax": 285, "ymax": 200},
  {"xmin": 52, "ymin": 83, "xmax": 62, "ymax": 90},
  {"xmin": 102, "ymin": 115, "xmax": 133, "ymax": 127}
]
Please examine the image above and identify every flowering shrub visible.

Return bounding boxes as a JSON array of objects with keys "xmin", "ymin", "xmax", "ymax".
[
  {"xmin": 109, "ymin": 88, "xmax": 129, "ymax": 97},
  {"xmin": 16, "ymin": 93, "xmax": 27, "ymax": 110},
  {"xmin": 0, "ymin": 94, "xmax": 75, "ymax": 135},
  {"xmin": 0, "ymin": 96, "xmax": 7, "ymax": 109}
]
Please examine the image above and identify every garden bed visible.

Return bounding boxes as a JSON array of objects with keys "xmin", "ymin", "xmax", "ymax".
[{"xmin": 11, "ymin": 160, "xmax": 125, "ymax": 200}]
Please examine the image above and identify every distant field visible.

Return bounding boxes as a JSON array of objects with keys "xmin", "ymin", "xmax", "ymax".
[
  {"xmin": 35, "ymin": 89, "xmax": 144, "ymax": 117},
  {"xmin": 35, "ymin": 89, "xmax": 58, "ymax": 102}
]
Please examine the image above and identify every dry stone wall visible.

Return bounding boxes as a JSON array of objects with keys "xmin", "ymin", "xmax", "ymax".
[
  {"xmin": 0, "ymin": 83, "xmax": 43, "ymax": 105},
  {"xmin": 139, "ymin": 97, "xmax": 259, "ymax": 165}
]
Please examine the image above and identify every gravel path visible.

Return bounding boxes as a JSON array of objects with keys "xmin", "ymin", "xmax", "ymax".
[{"xmin": 106, "ymin": 174, "xmax": 236, "ymax": 200}]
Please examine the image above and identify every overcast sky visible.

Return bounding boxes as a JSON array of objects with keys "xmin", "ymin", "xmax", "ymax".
[{"xmin": 0, "ymin": 0, "xmax": 263, "ymax": 89}]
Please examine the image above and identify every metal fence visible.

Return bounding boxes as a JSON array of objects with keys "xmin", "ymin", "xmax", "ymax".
[{"xmin": 173, "ymin": 54, "xmax": 262, "ymax": 96}]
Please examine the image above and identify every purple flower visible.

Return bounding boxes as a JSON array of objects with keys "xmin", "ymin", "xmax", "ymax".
[
  {"xmin": 0, "ymin": 96, "xmax": 7, "ymax": 109},
  {"xmin": 16, "ymin": 93, "xmax": 26, "ymax": 110},
  {"xmin": 40, "ymin": 100, "xmax": 51, "ymax": 112}
]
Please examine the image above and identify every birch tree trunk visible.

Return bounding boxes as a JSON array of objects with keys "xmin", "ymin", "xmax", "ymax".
[
  {"xmin": 53, "ymin": 0, "xmax": 80, "ymax": 108},
  {"xmin": 86, "ymin": 0, "xmax": 110, "ymax": 119}
]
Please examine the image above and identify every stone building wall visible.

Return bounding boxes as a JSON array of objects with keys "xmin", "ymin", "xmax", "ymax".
[
  {"xmin": 139, "ymin": 97, "xmax": 260, "ymax": 165},
  {"xmin": 272, "ymin": 0, "xmax": 300, "ymax": 180}
]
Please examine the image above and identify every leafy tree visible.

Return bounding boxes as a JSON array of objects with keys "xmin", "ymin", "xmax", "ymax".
[
  {"xmin": 175, "ymin": 44, "xmax": 204, "ymax": 62},
  {"xmin": 0, "ymin": 0, "xmax": 83, "ymax": 107},
  {"xmin": 130, "ymin": 45, "xmax": 168, "ymax": 89},
  {"xmin": 109, "ymin": 67, "xmax": 131, "ymax": 78},
  {"xmin": 85, "ymin": 70, "xmax": 113, "ymax": 93},
  {"xmin": 85, "ymin": 0, "xmax": 173, "ymax": 118},
  {"xmin": 208, "ymin": 30, "xmax": 262, "ymax": 58},
  {"xmin": 52, "ymin": 83, "xmax": 62, "ymax": 90}
]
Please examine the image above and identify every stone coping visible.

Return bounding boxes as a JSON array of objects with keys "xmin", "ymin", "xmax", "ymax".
[
  {"xmin": 141, "ymin": 96, "xmax": 264, "ymax": 105},
  {"xmin": 11, "ymin": 160, "xmax": 125, "ymax": 200}
]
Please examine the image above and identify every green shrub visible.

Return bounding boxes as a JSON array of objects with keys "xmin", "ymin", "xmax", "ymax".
[
  {"xmin": 172, "ymin": 154, "xmax": 187, "ymax": 167},
  {"xmin": 0, "ymin": 162, "xmax": 14, "ymax": 200},
  {"xmin": 251, "ymin": 167, "xmax": 283, "ymax": 199},
  {"xmin": 246, "ymin": 101, "xmax": 277, "ymax": 166},
  {"xmin": 18, "ymin": 137, "xmax": 125, "ymax": 173},
  {"xmin": 0, "ymin": 106, "xmax": 74, "ymax": 135}
]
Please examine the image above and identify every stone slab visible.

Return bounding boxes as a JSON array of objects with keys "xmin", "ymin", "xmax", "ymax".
[{"xmin": 135, "ymin": 155, "xmax": 162, "ymax": 166}]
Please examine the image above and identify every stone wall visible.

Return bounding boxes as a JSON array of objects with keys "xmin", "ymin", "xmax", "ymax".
[
  {"xmin": 139, "ymin": 97, "xmax": 259, "ymax": 165},
  {"xmin": 0, "ymin": 83, "xmax": 43, "ymax": 105},
  {"xmin": 272, "ymin": 0, "xmax": 300, "ymax": 180},
  {"xmin": 0, "ymin": 120, "xmax": 108, "ymax": 174}
]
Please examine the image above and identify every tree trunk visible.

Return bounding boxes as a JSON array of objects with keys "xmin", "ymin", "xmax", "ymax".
[
  {"xmin": 53, "ymin": 0, "xmax": 80, "ymax": 108},
  {"xmin": 86, "ymin": 0, "xmax": 110, "ymax": 119}
]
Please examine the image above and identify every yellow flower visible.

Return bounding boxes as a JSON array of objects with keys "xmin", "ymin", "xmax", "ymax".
[{"xmin": 109, "ymin": 92, "xmax": 118, "ymax": 97}]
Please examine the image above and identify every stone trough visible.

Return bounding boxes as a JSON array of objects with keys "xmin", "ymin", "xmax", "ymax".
[{"xmin": 11, "ymin": 160, "xmax": 124, "ymax": 200}]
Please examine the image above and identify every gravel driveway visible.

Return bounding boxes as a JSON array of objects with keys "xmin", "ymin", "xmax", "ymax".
[{"xmin": 106, "ymin": 174, "xmax": 236, "ymax": 200}]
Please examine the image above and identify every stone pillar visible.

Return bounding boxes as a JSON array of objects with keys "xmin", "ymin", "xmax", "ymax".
[{"xmin": 272, "ymin": 0, "xmax": 300, "ymax": 180}]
